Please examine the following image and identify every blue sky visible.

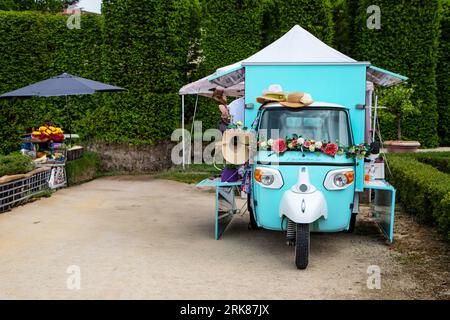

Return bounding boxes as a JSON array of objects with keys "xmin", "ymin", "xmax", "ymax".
[{"xmin": 78, "ymin": 0, "xmax": 102, "ymax": 14}]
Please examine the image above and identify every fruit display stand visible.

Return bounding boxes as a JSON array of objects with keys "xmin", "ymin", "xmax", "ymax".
[
  {"xmin": 0, "ymin": 167, "xmax": 51, "ymax": 213},
  {"xmin": 21, "ymin": 137, "xmax": 68, "ymax": 190}
]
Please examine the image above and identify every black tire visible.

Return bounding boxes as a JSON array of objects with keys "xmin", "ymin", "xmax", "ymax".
[
  {"xmin": 345, "ymin": 213, "xmax": 357, "ymax": 233},
  {"xmin": 295, "ymin": 223, "xmax": 310, "ymax": 269},
  {"xmin": 247, "ymin": 193, "xmax": 260, "ymax": 230}
]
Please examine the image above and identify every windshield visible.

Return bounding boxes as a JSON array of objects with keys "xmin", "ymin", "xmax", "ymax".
[{"xmin": 258, "ymin": 108, "xmax": 352, "ymax": 146}]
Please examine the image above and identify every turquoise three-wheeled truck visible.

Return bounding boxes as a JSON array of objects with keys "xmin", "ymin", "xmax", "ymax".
[{"xmin": 182, "ymin": 25, "xmax": 406, "ymax": 269}]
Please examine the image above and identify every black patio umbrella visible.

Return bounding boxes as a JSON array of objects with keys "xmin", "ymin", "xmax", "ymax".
[{"xmin": 0, "ymin": 73, "xmax": 126, "ymax": 141}]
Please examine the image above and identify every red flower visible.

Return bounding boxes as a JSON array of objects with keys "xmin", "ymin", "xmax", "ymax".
[
  {"xmin": 323, "ymin": 143, "xmax": 339, "ymax": 156},
  {"xmin": 291, "ymin": 139, "xmax": 298, "ymax": 147},
  {"xmin": 272, "ymin": 138, "xmax": 288, "ymax": 154}
]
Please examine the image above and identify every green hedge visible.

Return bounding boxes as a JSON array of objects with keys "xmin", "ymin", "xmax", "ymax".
[
  {"xmin": 354, "ymin": 0, "xmax": 441, "ymax": 147},
  {"xmin": 437, "ymin": 1, "xmax": 450, "ymax": 146},
  {"xmin": 0, "ymin": 0, "xmax": 70, "ymax": 12},
  {"xmin": 267, "ymin": 0, "xmax": 334, "ymax": 46},
  {"xmin": 387, "ymin": 155, "xmax": 450, "ymax": 240},
  {"xmin": 100, "ymin": 0, "xmax": 200, "ymax": 142},
  {"xmin": 0, "ymin": 3, "xmax": 200, "ymax": 153},
  {"xmin": 0, "ymin": 152, "xmax": 35, "ymax": 177},
  {"xmin": 194, "ymin": 0, "xmax": 268, "ymax": 130},
  {"xmin": 0, "ymin": 11, "xmax": 105, "ymax": 154},
  {"xmin": 413, "ymin": 152, "xmax": 450, "ymax": 174},
  {"xmin": 1, "ymin": 1, "xmax": 446, "ymax": 154},
  {"xmin": 65, "ymin": 151, "xmax": 101, "ymax": 185}
]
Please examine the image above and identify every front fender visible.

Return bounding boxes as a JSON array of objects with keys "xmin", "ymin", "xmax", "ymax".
[{"xmin": 279, "ymin": 189, "xmax": 328, "ymax": 224}]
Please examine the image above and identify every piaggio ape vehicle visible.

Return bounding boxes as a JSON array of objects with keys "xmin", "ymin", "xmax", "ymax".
[{"xmin": 181, "ymin": 25, "xmax": 405, "ymax": 269}]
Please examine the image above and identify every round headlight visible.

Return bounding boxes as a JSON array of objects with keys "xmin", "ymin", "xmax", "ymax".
[
  {"xmin": 333, "ymin": 173, "xmax": 348, "ymax": 188},
  {"xmin": 261, "ymin": 174, "xmax": 275, "ymax": 186}
]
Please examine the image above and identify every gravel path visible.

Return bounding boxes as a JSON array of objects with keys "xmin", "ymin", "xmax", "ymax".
[{"xmin": 0, "ymin": 176, "xmax": 447, "ymax": 299}]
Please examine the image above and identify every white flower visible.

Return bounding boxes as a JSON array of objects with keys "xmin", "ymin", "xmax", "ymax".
[
  {"xmin": 309, "ymin": 145, "xmax": 316, "ymax": 152},
  {"xmin": 267, "ymin": 139, "xmax": 274, "ymax": 146},
  {"xmin": 298, "ymin": 137, "xmax": 305, "ymax": 145},
  {"xmin": 315, "ymin": 141, "xmax": 323, "ymax": 149},
  {"xmin": 260, "ymin": 141, "xmax": 267, "ymax": 148}
]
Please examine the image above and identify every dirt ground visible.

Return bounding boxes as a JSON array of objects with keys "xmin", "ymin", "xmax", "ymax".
[{"xmin": 0, "ymin": 176, "xmax": 448, "ymax": 299}]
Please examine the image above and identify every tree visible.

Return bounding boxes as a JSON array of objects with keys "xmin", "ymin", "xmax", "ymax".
[
  {"xmin": 0, "ymin": 0, "xmax": 75, "ymax": 12},
  {"xmin": 378, "ymin": 85, "xmax": 418, "ymax": 141}
]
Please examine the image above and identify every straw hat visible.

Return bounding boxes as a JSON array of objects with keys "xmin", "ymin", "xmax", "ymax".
[
  {"xmin": 300, "ymin": 93, "xmax": 313, "ymax": 106},
  {"xmin": 256, "ymin": 84, "xmax": 286, "ymax": 104},
  {"xmin": 280, "ymin": 92, "xmax": 313, "ymax": 108},
  {"xmin": 220, "ymin": 130, "xmax": 253, "ymax": 165}
]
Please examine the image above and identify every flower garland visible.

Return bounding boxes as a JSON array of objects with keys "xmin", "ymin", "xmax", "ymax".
[{"xmin": 258, "ymin": 135, "xmax": 370, "ymax": 159}]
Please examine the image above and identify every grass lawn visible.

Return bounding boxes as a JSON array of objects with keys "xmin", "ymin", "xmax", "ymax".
[{"xmin": 154, "ymin": 164, "xmax": 220, "ymax": 184}]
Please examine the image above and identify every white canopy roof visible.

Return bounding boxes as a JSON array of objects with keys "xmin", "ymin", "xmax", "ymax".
[
  {"xmin": 179, "ymin": 25, "xmax": 406, "ymax": 96},
  {"xmin": 242, "ymin": 25, "xmax": 362, "ymax": 65}
]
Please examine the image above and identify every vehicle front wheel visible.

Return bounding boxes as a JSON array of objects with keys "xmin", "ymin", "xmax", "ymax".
[
  {"xmin": 345, "ymin": 213, "xmax": 357, "ymax": 233},
  {"xmin": 247, "ymin": 193, "xmax": 261, "ymax": 230},
  {"xmin": 295, "ymin": 223, "xmax": 310, "ymax": 269}
]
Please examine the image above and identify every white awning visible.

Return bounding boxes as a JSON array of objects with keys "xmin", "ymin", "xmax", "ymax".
[
  {"xmin": 179, "ymin": 62, "xmax": 244, "ymax": 97},
  {"xmin": 367, "ymin": 66, "xmax": 408, "ymax": 87}
]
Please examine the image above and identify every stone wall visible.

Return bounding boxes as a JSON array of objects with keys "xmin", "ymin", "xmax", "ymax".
[{"xmin": 87, "ymin": 142, "xmax": 175, "ymax": 173}]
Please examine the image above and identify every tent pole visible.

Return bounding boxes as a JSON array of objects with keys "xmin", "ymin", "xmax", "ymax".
[
  {"xmin": 190, "ymin": 94, "xmax": 199, "ymax": 137},
  {"xmin": 182, "ymin": 94, "xmax": 185, "ymax": 169},
  {"xmin": 372, "ymin": 94, "xmax": 378, "ymax": 142}
]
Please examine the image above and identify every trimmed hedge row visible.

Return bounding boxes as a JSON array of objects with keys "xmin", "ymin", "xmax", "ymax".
[
  {"xmin": 386, "ymin": 155, "xmax": 450, "ymax": 240},
  {"xmin": 353, "ymin": 0, "xmax": 442, "ymax": 147},
  {"xmin": 65, "ymin": 151, "xmax": 101, "ymax": 185},
  {"xmin": 415, "ymin": 152, "xmax": 450, "ymax": 174}
]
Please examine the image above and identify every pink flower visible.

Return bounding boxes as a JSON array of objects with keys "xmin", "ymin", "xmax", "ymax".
[
  {"xmin": 303, "ymin": 140, "xmax": 312, "ymax": 148},
  {"xmin": 272, "ymin": 138, "xmax": 288, "ymax": 154},
  {"xmin": 323, "ymin": 143, "xmax": 339, "ymax": 156}
]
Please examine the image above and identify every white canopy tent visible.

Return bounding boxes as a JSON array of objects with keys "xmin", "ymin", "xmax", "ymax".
[{"xmin": 178, "ymin": 25, "xmax": 408, "ymax": 167}]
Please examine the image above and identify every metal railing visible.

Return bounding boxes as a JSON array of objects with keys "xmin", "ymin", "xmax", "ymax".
[{"xmin": 0, "ymin": 168, "xmax": 51, "ymax": 213}]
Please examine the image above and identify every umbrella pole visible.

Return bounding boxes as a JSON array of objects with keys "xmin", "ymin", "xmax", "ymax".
[{"xmin": 66, "ymin": 95, "xmax": 72, "ymax": 145}]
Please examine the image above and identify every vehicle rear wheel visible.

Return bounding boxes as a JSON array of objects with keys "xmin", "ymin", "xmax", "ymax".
[{"xmin": 295, "ymin": 223, "xmax": 310, "ymax": 269}]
